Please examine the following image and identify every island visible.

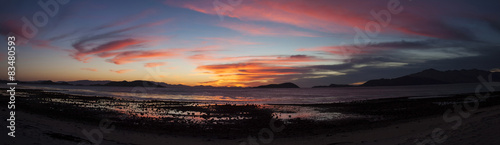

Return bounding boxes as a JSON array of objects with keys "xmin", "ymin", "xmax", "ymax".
[{"xmin": 254, "ymin": 82, "xmax": 300, "ymax": 88}]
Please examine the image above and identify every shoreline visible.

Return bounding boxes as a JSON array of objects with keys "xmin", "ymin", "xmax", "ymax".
[{"xmin": 2, "ymin": 89, "xmax": 500, "ymax": 144}]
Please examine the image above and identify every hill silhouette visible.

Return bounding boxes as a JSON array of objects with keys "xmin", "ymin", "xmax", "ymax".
[
  {"xmin": 362, "ymin": 69, "xmax": 500, "ymax": 86},
  {"xmin": 254, "ymin": 82, "xmax": 300, "ymax": 88},
  {"xmin": 312, "ymin": 84, "xmax": 354, "ymax": 88}
]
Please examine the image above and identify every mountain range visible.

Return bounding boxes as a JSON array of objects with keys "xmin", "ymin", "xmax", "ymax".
[
  {"xmin": 3, "ymin": 69, "xmax": 499, "ymax": 88},
  {"xmin": 254, "ymin": 82, "xmax": 300, "ymax": 88},
  {"xmin": 312, "ymin": 68, "xmax": 499, "ymax": 88},
  {"xmin": 361, "ymin": 68, "xmax": 499, "ymax": 86}
]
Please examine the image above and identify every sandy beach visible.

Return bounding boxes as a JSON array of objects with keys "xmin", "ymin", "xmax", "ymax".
[
  {"xmin": 1, "ymin": 89, "xmax": 500, "ymax": 145},
  {"xmin": 272, "ymin": 105, "xmax": 500, "ymax": 145},
  {"xmin": 3, "ymin": 101, "xmax": 500, "ymax": 145}
]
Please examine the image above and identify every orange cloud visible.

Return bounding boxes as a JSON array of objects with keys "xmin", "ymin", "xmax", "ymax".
[
  {"xmin": 81, "ymin": 68, "xmax": 97, "ymax": 72},
  {"xmin": 197, "ymin": 63, "xmax": 305, "ymax": 87},
  {"xmin": 250, "ymin": 55, "xmax": 325, "ymax": 65},
  {"xmin": 110, "ymin": 69, "xmax": 135, "ymax": 74},
  {"xmin": 194, "ymin": 54, "xmax": 327, "ymax": 87},
  {"xmin": 144, "ymin": 62, "xmax": 167, "ymax": 68},
  {"xmin": 189, "ymin": 54, "xmax": 272, "ymax": 62},
  {"xmin": 190, "ymin": 54, "xmax": 325, "ymax": 65}
]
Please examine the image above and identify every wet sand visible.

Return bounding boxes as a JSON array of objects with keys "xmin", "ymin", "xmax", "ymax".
[{"xmin": 1, "ymin": 89, "xmax": 500, "ymax": 144}]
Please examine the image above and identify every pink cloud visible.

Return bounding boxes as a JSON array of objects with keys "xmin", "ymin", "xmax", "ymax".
[
  {"xmin": 81, "ymin": 68, "xmax": 98, "ymax": 72},
  {"xmin": 201, "ymin": 37, "xmax": 260, "ymax": 45},
  {"xmin": 110, "ymin": 69, "xmax": 135, "ymax": 74},
  {"xmin": 190, "ymin": 54, "xmax": 325, "ymax": 65},
  {"xmin": 0, "ymin": 19, "xmax": 24, "ymax": 37},
  {"xmin": 218, "ymin": 22, "xmax": 320, "ymax": 37},
  {"xmin": 169, "ymin": 0, "xmax": 478, "ymax": 40},
  {"xmin": 70, "ymin": 18, "xmax": 173, "ymax": 63},
  {"xmin": 298, "ymin": 45, "xmax": 365, "ymax": 55},
  {"xmin": 168, "ymin": 0, "xmax": 368, "ymax": 33},
  {"xmin": 144, "ymin": 62, "xmax": 167, "ymax": 68},
  {"xmin": 107, "ymin": 50, "xmax": 178, "ymax": 65},
  {"xmin": 72, "ymin": 38, "xmax": 148, "ymax": 61}
]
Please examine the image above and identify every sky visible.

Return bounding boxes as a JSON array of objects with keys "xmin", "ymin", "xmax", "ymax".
[{"xmin": 1, "ymin": 0, "xmax": 500, "ymax": 87}]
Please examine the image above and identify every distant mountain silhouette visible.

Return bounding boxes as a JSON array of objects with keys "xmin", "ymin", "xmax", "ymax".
[
  {"xmin": 63, "ymin": 80, "xmax": 111, "ymax": 86},
  {"xmin": 362, "ymin": 69, "xmax": 500, "ymax": 86},
  {"xmin": 97, "ymin": 80, "xmax": 165, "ymax": 87},
  {"xmin": 312, "ymin": 84, "xmax": 354, "ymax": 88},
  {"xmin": 254, "ymin": 82, "xmax": 300, "ymax": 88},
  {"xmin": 23, "ymin": 80, "xmax": 71, "ymax": 85},
  {"xmin": 17, "ymin": 80, "xmax": 189, "ymax": 88},
  {"xmin": 8, "ymin": 69, "xmax": 499, "ymax": 88}
]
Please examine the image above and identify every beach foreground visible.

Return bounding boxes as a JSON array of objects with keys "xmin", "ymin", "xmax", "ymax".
[{"xmin": 1, "ymin": 89, "xmax": 500, "ymax": 145}]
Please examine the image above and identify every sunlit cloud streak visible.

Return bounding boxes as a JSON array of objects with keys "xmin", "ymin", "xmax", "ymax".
[
  {"xmin": 144, "ymin": 62, "xmax": 167, "ymax": 68},
  {"xmin": 200, "ymin": 37, "xmax": 260, "ymax": 45},
  {"xmin": 218, "ymin": 22, "xmax": 320, "ymax": 37},
  {"xmin": 81, "ymin": 68, "xmax": 98, "ymax": 72},
  {"xmin": 107, "ymin": 50, "xmax": 178, "ymax": 65},
  {"xmin": 169, "ymin": 0, "xmax": 500, "ymax": 41},
  {"xmin": 69, "ymin": 18, "xmax": 172, "ymax": 63},
  {"xmin": 195, "ymin": 54, "xmax": 337, "ymax": 86},
  {"xmin": 110, "ymin": 69, "xmax": 135, "ymax": 74}
]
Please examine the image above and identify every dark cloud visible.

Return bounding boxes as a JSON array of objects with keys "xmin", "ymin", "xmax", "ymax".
[{"xmin": 295, "ymin": 42, "xmax": 500, "ymax": 87}]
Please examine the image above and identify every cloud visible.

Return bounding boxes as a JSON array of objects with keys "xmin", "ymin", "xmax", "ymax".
[
  {"xmin": 68, "ymin": 18, "xmax": 172, "ymax": 63},
  {"xmin": 189, "ymin": 54, "xmax": 272, "ymax": 62},
  {"xmin": 390, "ymin": 16, "xmax": 476, "ymax": 41},
  {"xmin": 189, "ymin": 54, "xmax": 328, "ymax": 65},
  {"xmin": 298, "ymin": 40, "xmax": 449, "ymax": 55},
  {"xmin": 168, "ymin": 0, "xmax": 360, "ymax": 33},
  {"xmin": 72, "ymin": 38, "xmax": 148, "ymax": 61},
  {"xmin": 291, "ymin": 42, "xmax": 500, "ymax": 87},
  {"xmin": 194, "ymin": 54, "xmax": 336, "ymax": 87},
  {"xmin": 81, "ymin": 68, "xmax": 98, "ymax": 72},
  {"xmin": 201, "ymin": 37, "xmax": 260, "ymax": 45},
  {"xmin": 0, "ymin": 19, "xmax": 22, "ymax": 37},
  {"xmin": 197, "ymin": 62, "xmax": 307, "ymax": 87},
  {"xmin": 110, "ymin": 69, "xmax": 135, "ymax": 74},
  {"xmin": 218, "ymin": 22, "xmax": 320, "ymax": 37},
  {"xmin": 93, "ymin": 9, "xmax": 157, "ymax": 30},
  {"xmin": 144, "ymin": 62, "xmax": 167, "ymax": 68},
  {"xmin": 29, "ymin": 40, "xmax": 61, "ymax": 50},
  {"xmin": 169, "ymin": 0, "xmax": 500, "ymax": 41},
  {"xmin": 298, "ymin": 40, "xmax": 478, "ymax": 62},
  {"xmin": 107, "ymin": 50, "xmax": 178, "ymax": 64},
  {"xmin": 72, "ymin": 19, "xmax": 171, "ymax": 51}
]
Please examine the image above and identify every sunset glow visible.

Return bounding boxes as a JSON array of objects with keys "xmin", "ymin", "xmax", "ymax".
[{"xmin": 1, "ymin": 0, "xmax": 499, "ymax": 87}]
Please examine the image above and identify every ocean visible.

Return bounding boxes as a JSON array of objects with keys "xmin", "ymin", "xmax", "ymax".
[{"xmin": 12, "ymin": 83, "xmax": 500, "ymax": 104}]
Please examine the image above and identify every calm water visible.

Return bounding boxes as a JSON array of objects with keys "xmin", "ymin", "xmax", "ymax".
[{"xmin": 11, "ymin": 83, "xmax": 500, "ymax": 104}]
